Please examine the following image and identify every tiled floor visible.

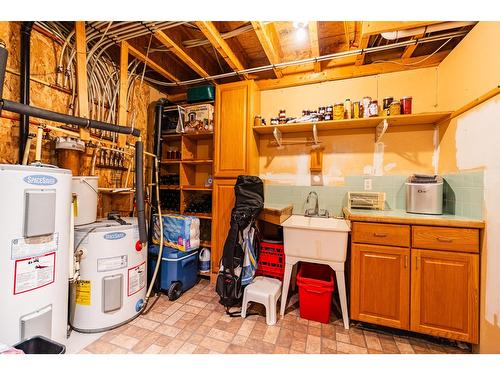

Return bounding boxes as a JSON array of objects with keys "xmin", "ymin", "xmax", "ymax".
[{"xmin": 79, "ymin": 279, "xmax": 469, "ymax": 354}]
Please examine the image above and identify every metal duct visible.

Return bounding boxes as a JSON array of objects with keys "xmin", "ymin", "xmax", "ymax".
[
  {"xmin": 134, "ymin": 140, "xmax": 147, "ymax": 245},
  {"xmin": 19, "ymin": 21, "xmax": 34, "ymax": 164}
]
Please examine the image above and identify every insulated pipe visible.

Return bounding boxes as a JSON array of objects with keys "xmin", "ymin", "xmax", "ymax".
[
  {"xmin": 381, "ymin": 21, "xmax": 476, "ymax": 40},
  {"xmin": 134, "ymin": 140, "xmax": 147, "ymax": 245},
  {"xmin": 0, "ymin": 40, "xmax": 7, "ymax": 102},
  {"xmin": 19, "ymin": 21, "xmax": 34, "ymax": 164},
  {"xmin": 0, "ymin": 99, "xmax": 141, "ymax": 137}
]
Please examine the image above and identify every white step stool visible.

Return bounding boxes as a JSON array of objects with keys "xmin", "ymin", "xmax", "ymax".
[{"xmin": 241, "ymin": 276, "xmax": 282, "ymax": 325}]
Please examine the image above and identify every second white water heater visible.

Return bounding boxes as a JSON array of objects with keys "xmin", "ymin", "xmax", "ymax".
[{"xmin": 70, "ymin": 217, "xmax": 147, "ymax": 332}]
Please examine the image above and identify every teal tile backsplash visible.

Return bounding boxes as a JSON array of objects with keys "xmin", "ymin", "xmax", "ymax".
[{"xmin": 265, "ymin": 171, "xmax": 484, "ymax": 220}]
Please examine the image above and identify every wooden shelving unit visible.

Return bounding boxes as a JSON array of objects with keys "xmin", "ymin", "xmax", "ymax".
[
  {"xmin": 252, "ymin": 111, "xmax": 453, "ymax": 135},
  {"xmin": 158, "ymin": 111, "xmax": 215, "ymax": 254}
]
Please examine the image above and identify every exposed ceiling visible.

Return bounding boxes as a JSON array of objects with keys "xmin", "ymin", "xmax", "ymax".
[{"xmin": 96, "ymin": 21, "xmax": 476, "ymax": 100}]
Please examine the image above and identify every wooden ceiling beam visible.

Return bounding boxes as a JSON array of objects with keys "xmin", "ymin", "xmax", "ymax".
[
  {"xmin": 401, "ymin": 33, "xmax": 425, "ymax": 60},
  {"xmin": 154, "ymin": 29, "xmax": 213, "ymax": 79},
  {"xmin": 355, "ymin": 22, "xmax": 370, "ymax": 66},
  {"xmin": 195, "ymin": 21, "xmax": 248, "ymax": 78},
  {"xmin": 308, "ymin": 22, "xmax": 321, "ymax": 73},
  {"xmin": 128, "ymin": 44, "xmax": 180, "ymax": 82},
  {"xmin": 256, "ymin": 50, "xmax": 449, "ymax": 91},
  {"xmin": 343, "ymin": 21, "xmax": 351, "ymax": 49},
  {"xmin": 251, "ymin": 21, "xmax": 283, "ymax": 78},
  {"xmin": 361, "ymin": 21, "xmax": 442, "ymax": 36}
]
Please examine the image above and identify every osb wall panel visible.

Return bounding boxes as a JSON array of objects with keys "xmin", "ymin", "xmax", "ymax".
[{"xmin": 0, "ymin": 21, "xmax": 157, "ymax": 216}]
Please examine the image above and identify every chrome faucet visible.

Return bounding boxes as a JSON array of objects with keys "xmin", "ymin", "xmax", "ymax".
[{"xmin": 304, "ymin": 191, "xmax": 329, "ymax": 217}]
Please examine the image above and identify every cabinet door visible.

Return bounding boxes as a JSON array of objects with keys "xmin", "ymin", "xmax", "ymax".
[
  {"xmin": 410, "ymin": 249, "xmax": 479, "ymax": 343},
  {"xmin": 214, "ymin": 82, "xmax": 249, "ymax": 178},
  {"xmin": 211, "ymin": 178, "xmax": 237, "ymax": 273},
  {"xmin": 351, "ymin": 243, "xmax": 410, "ymax": 329}
]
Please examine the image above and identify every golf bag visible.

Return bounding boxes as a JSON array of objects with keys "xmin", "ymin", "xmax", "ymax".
[{"xmin": 215, "ymin": 175, "xmax": 264, "ymax": 316}]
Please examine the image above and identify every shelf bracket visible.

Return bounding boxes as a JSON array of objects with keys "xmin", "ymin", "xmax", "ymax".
[
  {"xmin": 312, "ymin": 124, "xmax": 320, "ymax": 149},
  {"xmin": 273, "ymin": 127, "xmax": 284, "ymax": 149},
  {"xmin": 375, "ymin": 119, "xmax": 388, "ymax": 143}
]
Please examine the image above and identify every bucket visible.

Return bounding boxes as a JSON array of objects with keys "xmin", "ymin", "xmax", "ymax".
[
  {"xmin": 72, "ymin": 176, "xmax": 99, "ymax": 226},
  {"xmin": 199, "ymin": 247, "xmax": 211, "ymax": 272}
]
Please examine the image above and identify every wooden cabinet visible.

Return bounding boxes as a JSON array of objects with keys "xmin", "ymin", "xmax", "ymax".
[
  {"xmin": 350, "ymin": 244, "xmax": 410, "ymax": 329},
  {"xmin": 214, "ymin": 80, "xmax": 260, "ymax": 178},
  {"xmin": 350, "ymin": 220, "xmax": 480, "ymax": 344},
  {"xmin": 211, "ymin": 178, "xmax": 237, "ymax": 273},
  {"xmin": 411, "ymin": 249, "xmax": 479, "ymax": 343}
]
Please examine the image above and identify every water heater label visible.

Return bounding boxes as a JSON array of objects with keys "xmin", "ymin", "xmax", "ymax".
[
  {"xmin": 128, "ymin": 262, "xmax": 146, "ymax": 296},
  {"xmin": 11, "ymin": 233, "xmax": 59, "ymax": 260},
  {"xmin": 104, "ymin": 232, "xmax": 126, "ymax": 240},
  {"xmin": 23, "ymin": 175, "xmax": 57, "ymax": 186},
  {"xmin": 14, "ymin": 252, "xmax": 56, "ymax": 295},
  {"xmin": 97, "ymin": 255, "xmax": 128, "ymax": 272},
  {"xmin": 75, "ymin": 280, "xmax": 91, "ymax": 305}
]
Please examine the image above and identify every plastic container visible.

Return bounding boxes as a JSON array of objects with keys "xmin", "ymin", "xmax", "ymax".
[
  {"xmin": 148, "ymin": 245, "xmax": 198, "ymax": 296},
  {"xmin": 72, "ymin": 176, "xmax": 99, "ymax": 226},
  {"xmin": 296, "ymin": 262, "xmax": 335, "ymax": 324},
  {"xmin": 187, "ymin": 85, "xmax": 215, "ymax": 103},
  {"xmin": 199, "ymin": 247, "xmax": 211, "ymax": 272},
  {"xmin": 255, "ymin": 241, "xmax": 285, "ymax": 280},
  {"xmin": 14, "ymin": 335, "xmax": 66, "ymax": 354}
]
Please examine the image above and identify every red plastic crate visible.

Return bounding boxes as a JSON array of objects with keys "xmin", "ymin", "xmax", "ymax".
[
  {"xmin": 255, "ymin": 241, "xmax": 285, "ymax": 281},
  {"xmin": 296, "ymin": 262, "xmax": 335, "ymax": 324}
]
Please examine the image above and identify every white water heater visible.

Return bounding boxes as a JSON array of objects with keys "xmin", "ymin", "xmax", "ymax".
[
  {"xmin": 70, "ymin": 217, "xmax": 147, "ymax": 332},
  {"xmin": 0, "ymin": 164, "xmax": 71, "ymax": 345}
]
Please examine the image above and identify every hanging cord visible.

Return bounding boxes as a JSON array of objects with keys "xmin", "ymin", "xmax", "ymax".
[{"xmin": 371, "ymin": 38, "xmax": 453, "ymax": 67}]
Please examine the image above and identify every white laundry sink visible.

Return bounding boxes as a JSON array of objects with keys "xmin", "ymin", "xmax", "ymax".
[{"xmin": 282, "ymin": 215, "xmax": 351, "ymax": 263}]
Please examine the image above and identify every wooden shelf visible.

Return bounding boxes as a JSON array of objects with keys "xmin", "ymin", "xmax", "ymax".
[
  {"xmin": 161, "ymin": 134, "xmax": 182, "ymax": 141},
  {"xmin": 182, "ymin": 186, "xmax": 212, "ymax": 191},
  {"xmin": 159, "ymin": 185, "xmax": 181, "ymax": 190},
  {"xmin": 183, "ymin": 212, "xmax": 212, "ymax": 220},
  {"xmin": 161, "ymin": 210, "xmax": 181, "ymax": 215},
  {"xmin": 160, "ymin": 159, "xmax": 181, "ymax": 164},
  {"xmin": 96, "ymin": 164, "xmax": 128, "ymax": 171},
  {"xmin": 183, "ymin": 132, "xmax": 214, "ymax": 140},
  {"xmin": 182, "ymin": 159, "xmax": 213, "ymax": 165},
  {"xmin": 252, "ymin": 111, "xmax": 453, "ymax": 135},
  {"xmin": 200, "ymin": 240, "xmax": 211, "ymax": 247}
]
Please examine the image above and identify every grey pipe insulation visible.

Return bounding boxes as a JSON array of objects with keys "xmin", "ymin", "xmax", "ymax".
[{"xmin": 0, "ymin": 43, "xmax": 148, "ymax": 244}]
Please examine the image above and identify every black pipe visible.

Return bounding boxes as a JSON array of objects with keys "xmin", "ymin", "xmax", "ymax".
[
  {"xmin": 0, "ymin": 41, "xmax": 7, "ymax": 102},
  {"xmin": 1, "ymin": 99, "xmax": 140, "ymax": 137},
  {"xmin": 150, "ymin": 99, "xmax": 165, "ymax": 209},
  {"xmin": 19, "ymin": 21, "xmax": 34, "ymax": 164},
  {"xmin": 135, "ymin": 140, "xmax": 147, "ymax": 244}
]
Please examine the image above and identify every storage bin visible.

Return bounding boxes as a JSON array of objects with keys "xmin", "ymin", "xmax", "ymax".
[
  {"xmin": 255, "ymin": 241, "xmax": 285, "ymax": 280},
  {"xmin": 14, "ymin": 335, "xmax": 66, "ymax": 354},
  {"xmin": 296, "ymin": 262, "xmax": 335, "ymax": 324},
  {"xmin": 148, "ymin": 245, "xmax": 198, "ymax": 300},
  {"xmin": 187, "ymin": 85, "xmax": 215, "ymax": 103}
]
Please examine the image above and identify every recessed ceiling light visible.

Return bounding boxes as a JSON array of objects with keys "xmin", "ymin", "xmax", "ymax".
[{"xmin": 293, "ymin": 21, "xmax": 308, "ymax": 29}]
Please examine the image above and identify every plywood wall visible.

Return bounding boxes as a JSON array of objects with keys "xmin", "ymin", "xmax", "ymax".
[
  {"xmin": 259, "ymin": 67, "xmax": 439, "ymax": 185},
  {"xmin": 0, "ymin": 21, "xmax": 160, "ymax": 216}
]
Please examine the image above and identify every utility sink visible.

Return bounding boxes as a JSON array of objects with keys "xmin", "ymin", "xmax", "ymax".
[{"xmin": 282, "ymin": 215, "xmax": 351, "ymax": 263}]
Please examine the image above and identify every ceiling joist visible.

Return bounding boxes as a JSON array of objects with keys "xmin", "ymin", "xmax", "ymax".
[
  {"xmin": 128, "ymin": 44, "xmax": 180, "ymax": 82},
  {"xmin": 256, "ymin": 50, "xmax": 450, "ymax": 91},
  {"xmin": 401, "ymin": 33, "xmax": 425, "ymax": 60},
  {"xmin": 251, "ymin": 21, "xmax": 283, "ymax": 78},
  {"xmin": 195, "ymin": 21, "xmax": 248, "ymax": 79},
  {"xmin": 308, "ymin": 22, "xmax": 321, "ymax": 73}
]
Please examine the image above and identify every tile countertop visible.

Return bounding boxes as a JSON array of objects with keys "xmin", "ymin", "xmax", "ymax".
[{"xmin": 343, "ymin": 207, "xmax": 485, "ymax": 229}]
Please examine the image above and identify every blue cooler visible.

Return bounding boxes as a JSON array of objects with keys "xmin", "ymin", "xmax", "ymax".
[{"xmin": 148, "ymin": 245, "xmax": 198, "ymax": 300}]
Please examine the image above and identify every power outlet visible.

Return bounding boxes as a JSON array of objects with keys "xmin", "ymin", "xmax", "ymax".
[{"xmin": 364, "ymin": 178, "xmax": 372, "ymax": 191}]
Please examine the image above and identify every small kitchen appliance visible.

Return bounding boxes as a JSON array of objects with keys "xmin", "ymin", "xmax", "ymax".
[{"xmin": 406, "ymin": 174, "xmax": 443, "ymax": 215}]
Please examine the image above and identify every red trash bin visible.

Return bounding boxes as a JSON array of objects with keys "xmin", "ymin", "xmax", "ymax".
[{"xmin": 296, "ymin": 262, "xmax": 335, "ymax": 324}]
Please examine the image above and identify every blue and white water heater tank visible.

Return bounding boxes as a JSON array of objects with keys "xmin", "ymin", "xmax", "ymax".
[{"xmin": 69, "ymin": 217, "xmax": 147, "ymax": 332}]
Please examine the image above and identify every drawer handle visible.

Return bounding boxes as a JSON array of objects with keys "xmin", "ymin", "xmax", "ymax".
[
  {"xmin": 437, "ymin": 237, "xmax": 453, "ymax": 243},
  {"xmin": 373, "ymin": 233, "xmax": 388, "ymax": 238}
]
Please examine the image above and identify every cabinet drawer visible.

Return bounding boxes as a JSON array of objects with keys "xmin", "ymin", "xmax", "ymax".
[
  {"xmin": 352, "ymin": 222, "xmax": 410, "ymax": 247},
  {"xmin": 412, "ymin": 226, "xmax": 479, "ymax": 253}
]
